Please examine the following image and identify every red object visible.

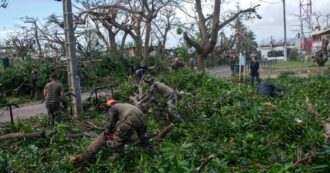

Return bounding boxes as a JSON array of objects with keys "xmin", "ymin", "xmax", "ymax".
[
  {"xmin": 105, "ymin": 105, "xmax": 110, "ymax": 112},
  {"xmin": 106, "ymin": 134, "xmax": 114, "ymax": 140}
]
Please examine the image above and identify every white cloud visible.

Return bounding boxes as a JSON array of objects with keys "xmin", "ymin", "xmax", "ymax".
[{"xmin": 0, "ymin": 29, "xmax": 15, "ymax": 41}]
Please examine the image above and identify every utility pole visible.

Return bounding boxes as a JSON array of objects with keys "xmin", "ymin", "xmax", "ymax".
[
  {"xmin": 282, "ymin": 0, "xmax": 288, "ymax": 61},
  {"xmin": 60, "ymin": 0, "xmax": 83, "ymax": 116}
]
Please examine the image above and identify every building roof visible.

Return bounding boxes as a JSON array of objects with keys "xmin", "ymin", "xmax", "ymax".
[{"xmin": 311, "ymin": 28, "xmax": 330, "ymax": 36}]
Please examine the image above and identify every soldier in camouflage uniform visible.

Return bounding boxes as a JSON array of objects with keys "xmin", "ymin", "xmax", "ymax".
[
  {"xmin": 140, "ymin": 75, "xmax": 183, "ymax": 122},
  {"xmin": 44, "ymin": 73, "xmax": 64, "ymax": 127},
  {"xmin": 104, "ymin": 99, "xmax": 153, "ymax": 160}
]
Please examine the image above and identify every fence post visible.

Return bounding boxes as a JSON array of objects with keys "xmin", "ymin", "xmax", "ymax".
[{"xmin": 0, "ymin": 103, "xmax": 19, "ymax": 125}]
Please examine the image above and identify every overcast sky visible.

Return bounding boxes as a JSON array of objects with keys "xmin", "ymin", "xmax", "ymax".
[{"xmin": 0, "ymin": 0, "xmax": 329, "ymax": 47}]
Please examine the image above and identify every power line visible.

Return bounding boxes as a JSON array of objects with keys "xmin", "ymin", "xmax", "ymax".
[{"xmin": 257, "ymin": 0, "xmax": 281, "ymax": 4}]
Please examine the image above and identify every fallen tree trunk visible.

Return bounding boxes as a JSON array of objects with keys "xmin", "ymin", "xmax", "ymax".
[
  {"xmin": 66, "ymin": 132, "xmax": 98, "ymax": 139},
  {"xmin": 69, "ymin": 134, "xmax": 106, "ymax": 163},
  {"xmin": 84, "ymin": 121, "xmax": 104, "ymax": 131},
  {"xmin": 0, "ymin": 131, "xmax": 44, "ymax": 142},
  {"xmin": 152, "ymin": 123, "xmax": 175, "ymax": 141},
  {"xmin": 193, "ymin": 155, "xmax": 215, "ymax": 173},
  {"xmin": 70, "ymin": 123, "xmax": 176, "ymax": 163}
]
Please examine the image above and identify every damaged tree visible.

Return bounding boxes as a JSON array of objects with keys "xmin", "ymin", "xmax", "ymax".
[{"xmin": 183, "ymin": 0, "xmax": 259, "ymax": 71}]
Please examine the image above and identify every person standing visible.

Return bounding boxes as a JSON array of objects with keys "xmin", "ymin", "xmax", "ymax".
[
  {"xmin": 171, "ymin": 58, "xmax": 185, "ymax": 72},
  {"xmin": 229, "ymin": 54, "xmax": 237, "ymax": 76},
  {"xmin": 44, "ymin": 73, "xmax": 64, "ymax": 127},
  {"xmin": 134, "ymin": 60, "xmax": 148, "ymax": 85},
  {"xmin": 31, "ymin": 69, "xmax": 38, "ymax": 100},
  {"xmin": 250, "ymin": 55, "xmax": 261, "ymax": 86}
]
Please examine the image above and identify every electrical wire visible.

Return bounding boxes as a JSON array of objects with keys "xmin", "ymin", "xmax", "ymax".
[{"xmin": 257, "ymin": 0, "xmax": 282, "ymax": 4}]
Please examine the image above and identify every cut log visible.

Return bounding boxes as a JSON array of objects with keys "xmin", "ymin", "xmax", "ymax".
[
  {"xmin": 70, "ymin": 123, "xmax": 176, "ymax": 163},
  {"xmin": 69, "ymin": 134, "xmax": 105, "ymax": 163},
  {"xmin": 305, "ymin": 96, "xmax": 319, "ymax": 117},
  {"xmin": 152, "ymin": 123, "xmax": 175, "ymax": 141},
  {"xmin": 0, "ymin": 131, "xmax": 44, "ymax": 142},
  {"xmin": 66, "ymin": 132, "xmax": 98, "ymax": 139},
  {"xmin": 193, "ymin": 155, "xmax": 215, "ymax": 173},
  {"xmin": 84, "ymin": 121, "xmax": 104, "ymax": 130}
]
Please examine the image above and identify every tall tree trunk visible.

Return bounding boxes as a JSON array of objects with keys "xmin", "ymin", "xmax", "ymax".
[
  {"xmin": 135, "ymin": 38, "xmax": 143, "ymax": 57},
  {"xmin": 197, "ymin": 54, "xmax": 206, "ymax": 71},
  {"xmin": 143, "ymin": 20, "xmax": 152, "ymax": 60},
  {"xmin": 34, "ymin": 27, "xmax": 43, "ymax": 58},
  {"xmin": 108, "ymin": 28, "xmax": 117, "ymax": 50},
  {"xmin": 120, "ymin": 32, "xmax": 128, "ymax": 51}
]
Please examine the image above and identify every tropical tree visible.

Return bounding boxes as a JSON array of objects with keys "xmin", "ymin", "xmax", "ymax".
[{"xmin": 183, "ymin": 0, "xmax": 259, "ymax": 71}]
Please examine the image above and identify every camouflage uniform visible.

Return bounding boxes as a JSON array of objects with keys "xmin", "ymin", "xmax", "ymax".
[
  {"xmin": 105, "ymin": 103, "xmax": 152, "ymax": 159},
  {"xmin": 141, "ymin": 79, "xmax": 182, "ymax": 121},
  {"xmin": 44, "ymin": 79, "xmax": 64, "ymax": 127}
]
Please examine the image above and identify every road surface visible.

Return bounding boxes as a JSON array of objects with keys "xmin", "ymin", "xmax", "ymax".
[
  {"xmin": 206, "ymin": 66, "xmax": 232, "ymax": 77},
  {"xmin": 0, "ymin": 92, "xmax": 91, "ymax": 123}
]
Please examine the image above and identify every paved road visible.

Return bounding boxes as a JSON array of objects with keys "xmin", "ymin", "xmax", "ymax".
[
  {"xmin": 0, "ymin": 66, "xmax": 231, "ymax": 123},
  {"xmin": 206, "ymin": 66, "xmax": 232, "ymax": 78},
  {"xmin": 0, "ymin": 92, "xmax": 91, "ymax": 123}
]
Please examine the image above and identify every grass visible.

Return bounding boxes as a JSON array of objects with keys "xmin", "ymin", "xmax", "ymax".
[{"xmin": 266, "ymin": 60, "xmax": 330, "ymax": 69}]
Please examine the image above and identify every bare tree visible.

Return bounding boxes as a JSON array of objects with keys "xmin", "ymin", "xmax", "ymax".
[
  {"xmin": 152, "ymin": 6, "xmax": 178, "ymax": 57},
  {"xmin": 78, "ymin": 0, "xmax": 172, "ymax": 60},
  {"xmin": 6, "ymin": 30, "xmax": 35, "ymax": 59},
  {"xmin": 183, "ymin": 0, "xmax": 259, "ymax": 71},
  {"xmin": 21, "ymin": 17, "xmax": 44, "ymax": 58}
]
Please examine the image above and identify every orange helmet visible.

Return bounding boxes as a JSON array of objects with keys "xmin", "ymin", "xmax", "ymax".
[{"xmin": 106, "ymin": 99, "xmax": 118, "ymax": 106}]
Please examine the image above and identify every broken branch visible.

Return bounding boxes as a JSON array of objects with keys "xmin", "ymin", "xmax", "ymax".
[
  {"xmin": 305, "ymin": 96, "xmax": 319, "ymax": 117},
  {"xmin": 0, "ymin": 131, "xmax": 44, "ymax": 142},
  {"xmin": 152, "ymin": 123, "xmax": 175, "ymax": 141},
  {"xmin": 193, "ymin": 155, "xmax": 215, "ymax": 173},
  {"xmin": 84, "ymin": 121, "xmax": 104, "ymax": 130},
  {"xmin": 69, "ymin": 134, "xmax": 106, "ymax": 163}
]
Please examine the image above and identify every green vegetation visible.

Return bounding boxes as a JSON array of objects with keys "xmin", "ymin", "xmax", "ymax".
[
  {"xmin": 267, "ymin": 60, "xmax": 330, "ymax": 69},
  {"xmin": 1, "ymin": 69, "xmax": 330, "ymax": 172}
]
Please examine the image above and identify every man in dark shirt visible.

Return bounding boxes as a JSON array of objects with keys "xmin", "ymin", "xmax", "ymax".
[
  {"xmin": 31, "ymin": 69, "xmax": 38, "ymax": 100},
  {"xmin": 171, "ymin": 58, "xmax": 185, "ymax": 72},
  {"xmin": 134, "ymin": 60, "xmax": 148, "ymax": 85},
  {"xmin": 44, "ymin": 73, "xmax": 64, "ymax": 127},
  {"xmin": 250, "ymin": 55, "xmax": 261, "ymax": 87},
  {"xmin": 229, "ymin": 54, "xmax": 237, "ymax": 76}
]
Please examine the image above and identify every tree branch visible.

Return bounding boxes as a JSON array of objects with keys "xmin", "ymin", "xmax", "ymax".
[
  {"xmin": 217, "ymin": 5, "xmax": 260, "ymax": 30},
  {"xmin": 183, "ymin": 32, "xmax": 202, "ymax": 53}
]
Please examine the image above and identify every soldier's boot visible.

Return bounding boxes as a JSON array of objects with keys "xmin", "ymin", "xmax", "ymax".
[{"xmin": 140, "ymin": 135, "xmax": 153, "ymax": 153}]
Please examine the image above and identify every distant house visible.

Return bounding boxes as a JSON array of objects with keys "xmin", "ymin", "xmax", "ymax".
[
  {"xmin": 311, "ymin": 28, "xmax": 330, "ymax": 53},
  {"xmin": 259, "ymin": 41, "xmax": 295, "ymax": 60}
]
